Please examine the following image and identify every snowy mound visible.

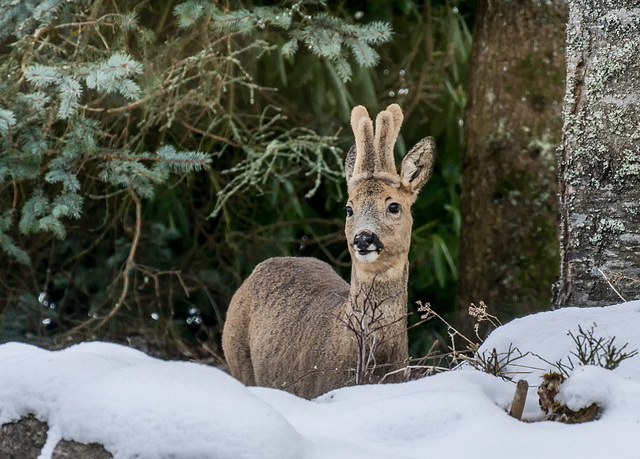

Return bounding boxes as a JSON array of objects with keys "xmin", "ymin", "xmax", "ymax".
[
  {"xmin": 479, "ymin": 300, "xmax": 640, "ymax": 381},
  {"xmin": 2, "ymin": 301, "xmax": 640, "ymax": 458},
  {"xmin": 0, "ymin": 342, "xmax": 304, "ymax": 458}
]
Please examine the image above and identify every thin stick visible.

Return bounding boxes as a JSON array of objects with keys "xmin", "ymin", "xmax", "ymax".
[
  {"xmin": 597, "ymin": 268, "xmax": 627, "ymax": 302},
  {"xmin": 509, "ymin": 379, "xmax": 529, "ymax": 420},
  {"xmin": 96, "ymin": 186, "xmax": 142, "ymax": 329}
]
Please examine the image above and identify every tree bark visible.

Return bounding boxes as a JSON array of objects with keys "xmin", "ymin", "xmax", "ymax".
[
  {"xmin": 457, "ymin": 0, "xmax": 567, "ymax": 333},
  {"xmin": 555, "ymin": 0, "xmax": 640, "ymax": 307}
]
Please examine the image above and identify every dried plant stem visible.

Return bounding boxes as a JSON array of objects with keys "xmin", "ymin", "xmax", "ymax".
[
  {"xmin": 417, "ymin": 301, "xmax": 476, "ymax": 349},
  {"xmin": 597, "ymin": 268, "xmax": 627, "ymax": 302},
  {"xmin": 341, "ymin": 281, "xmax": 387, "ymax": 385}
]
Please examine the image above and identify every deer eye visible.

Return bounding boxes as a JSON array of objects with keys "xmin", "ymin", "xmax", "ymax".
[
  {"xmin": 345, "ymin": 205, "xmax": 354, "ymax": 217},
  {"xmin": 387, "ymin": 202, "xmax": 401, "ymax": 214}
]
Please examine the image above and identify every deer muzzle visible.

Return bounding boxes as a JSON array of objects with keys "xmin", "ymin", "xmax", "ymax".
[{"xmin": 353, "ymin": 230, "xmax": 384, "ymax": 263}]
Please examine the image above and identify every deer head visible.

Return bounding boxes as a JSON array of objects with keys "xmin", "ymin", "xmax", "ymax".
[{"xmin": 344, "ymin": 104, "xmax": 435, "ymax": 275}]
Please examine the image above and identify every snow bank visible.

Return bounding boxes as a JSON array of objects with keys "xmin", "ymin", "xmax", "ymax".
[
  {"xmin": 479, "ymin": 300, "xmax": 640, "ymax": 382},
  {"xmin": 0, "ymin": 342, "xmax": 305, "ymax": 459},
  {"xmin": 2, "ymin": 301, "xmax": 640, "ymax": 458}
]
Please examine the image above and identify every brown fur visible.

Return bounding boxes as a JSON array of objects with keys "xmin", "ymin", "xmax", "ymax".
[{"xmin": 222, "ymin": 104, "xmax": 435, "ymax": 399}]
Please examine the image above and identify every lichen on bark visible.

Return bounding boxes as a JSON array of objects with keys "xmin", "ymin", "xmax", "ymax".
[{"xmin": 556, "ymin": 0, "xmax": 640, "ymax": 307}]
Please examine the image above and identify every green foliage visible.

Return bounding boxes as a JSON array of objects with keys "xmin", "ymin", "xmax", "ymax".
[
  {"xmin": 172, "ymin": 0, "xmax": 392, "ymax": 83},
  {"xmin": 0, "ymin": 0, "xmax": 69, "ymax": 40},
  {"xmin": 212, "ymin": 116, "xmax": 344, "ymax": 218},
  {"xmin": 0, "ymin": 211, "xmax": 29, "ymax": 264},
  {"xmin": 23, "ymin": 53, "xmax": 142, "ymax": 120},
  {"xmin": 285, "ymin": 12, "xmax": 391, "ymax": 81},
  {"xmin": 0, "ymin": 0, "xmax": 410, "ymax": 356},
  {"xmin": 0, "ymin": 0, "xmax": 473, "ymax": 359}
]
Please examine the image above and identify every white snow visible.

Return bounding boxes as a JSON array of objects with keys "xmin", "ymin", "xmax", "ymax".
[{"xmin": 2, "ymin": 301, "xmax": 640, "ymax": 458}]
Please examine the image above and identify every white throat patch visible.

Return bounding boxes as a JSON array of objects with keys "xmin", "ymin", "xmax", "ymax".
[{"xmin": 354, "ymin": 250, "xmax": 380, "ymax": 263}]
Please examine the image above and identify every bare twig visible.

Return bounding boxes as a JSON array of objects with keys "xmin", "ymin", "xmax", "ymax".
[
  {"xmin": 597, "ymin": 268, "xmax": 627, "ymax": 302},
  {"xmin": 96, "ymin": 186, "xmax": 142, "ymax": 329},
  {"xmin": 181, "ymin": 121, "xmax": 239, "ymax": 147},
  {"xmin": 417, "ymin": 300, "xmax": 477, "ymax": 350}
]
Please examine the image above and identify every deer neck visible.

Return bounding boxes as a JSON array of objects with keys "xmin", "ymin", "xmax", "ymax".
[
  {"xmin": 341, "ymin": 260, "xmax": 410, "ymax": 370},
  {"xmin": 347, "ymin": 261, "xmax": 410, "ymax": 325}
]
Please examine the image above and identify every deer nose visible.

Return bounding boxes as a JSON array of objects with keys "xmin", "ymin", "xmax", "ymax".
[{"xmin": 353, "ymin": 231, "xmax": 384, "ymax": 252}]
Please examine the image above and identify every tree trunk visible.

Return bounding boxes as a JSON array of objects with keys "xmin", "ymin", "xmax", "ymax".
[
  {"xmin": 555, "ymin": 0, "xmax": 640, "ymax": 308},
  {"xmin": 456, "ymin": 0, "xmax": 567, "ymax": 334}
]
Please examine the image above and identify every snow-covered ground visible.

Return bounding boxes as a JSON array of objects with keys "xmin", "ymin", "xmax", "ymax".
[{"xmin": 2, "ymin": 301, "xmax": 640, "ymax": 458}]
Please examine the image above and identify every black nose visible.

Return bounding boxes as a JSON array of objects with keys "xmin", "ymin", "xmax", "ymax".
[{"xmin": 353, "ymin": 231, "xmax": 383, "ymax": 252}]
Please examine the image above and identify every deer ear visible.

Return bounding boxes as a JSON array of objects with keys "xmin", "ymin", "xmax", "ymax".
[
  {"xmin": 345, "ymin": 144, "xmax": 357, "ymax": 182},
  {"xmin": 400, "ymin": 137, "xmax": 436, "ymax": 194}
]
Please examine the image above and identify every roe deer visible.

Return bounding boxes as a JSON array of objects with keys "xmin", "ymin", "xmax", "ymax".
[{"xmin": 222, "ymin": 104, "xmax": 435, "ymax": 399}]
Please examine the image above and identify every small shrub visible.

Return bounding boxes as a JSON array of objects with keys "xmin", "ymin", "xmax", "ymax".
[{"xmin": 542, "ymin": 325, "xmax": 638, "ymax": 378}]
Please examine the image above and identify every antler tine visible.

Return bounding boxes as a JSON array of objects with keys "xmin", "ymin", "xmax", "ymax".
[
  {"xmin": 349, "ymin": 104, "xmax": 405, "ymax": 181},
  {"xmin": 350, "ymin": 105, "xmax": 375, "ymax": 176},
  {"xmin": 374, "ymin": 104, "xmax": 403, "ymax": 174}
]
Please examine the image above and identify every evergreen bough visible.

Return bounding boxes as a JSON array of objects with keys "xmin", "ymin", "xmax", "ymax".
[
  {"xmin": 0, "ymin": 0, "xmax": 392, "ymax": 342},
  {"xmin": 175, "ymin": 0, "xmax": 392, "ymax": 82}
]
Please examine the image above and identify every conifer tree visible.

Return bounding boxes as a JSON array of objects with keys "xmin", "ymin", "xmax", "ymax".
[{"xmin": 0, "ymin": 0, "xmax": 395, "ymax": 350}]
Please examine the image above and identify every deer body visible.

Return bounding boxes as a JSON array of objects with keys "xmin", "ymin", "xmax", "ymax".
[{"xmin": 222, "ymin": 104, "xmax": 435, "ymax": 399}]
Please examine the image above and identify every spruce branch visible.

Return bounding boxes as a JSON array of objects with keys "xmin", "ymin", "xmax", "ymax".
[
  {"xmin": 0, "ymin": 211, "xmax": 29, "ymax": 264},
  {"xmin": 0, "ymin": 0, "xmax": 392, "ymax": 338},
  {"xmin": 171, "ymin": 1, "xmax": 391, "ymax": 82},
  {"xmin": 0, "ymin": 108, "xmax": 16, "ymax": 136},
  {"xmin": 174, "ymin": 0, "xmax": 210, "ymax": 29}
]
